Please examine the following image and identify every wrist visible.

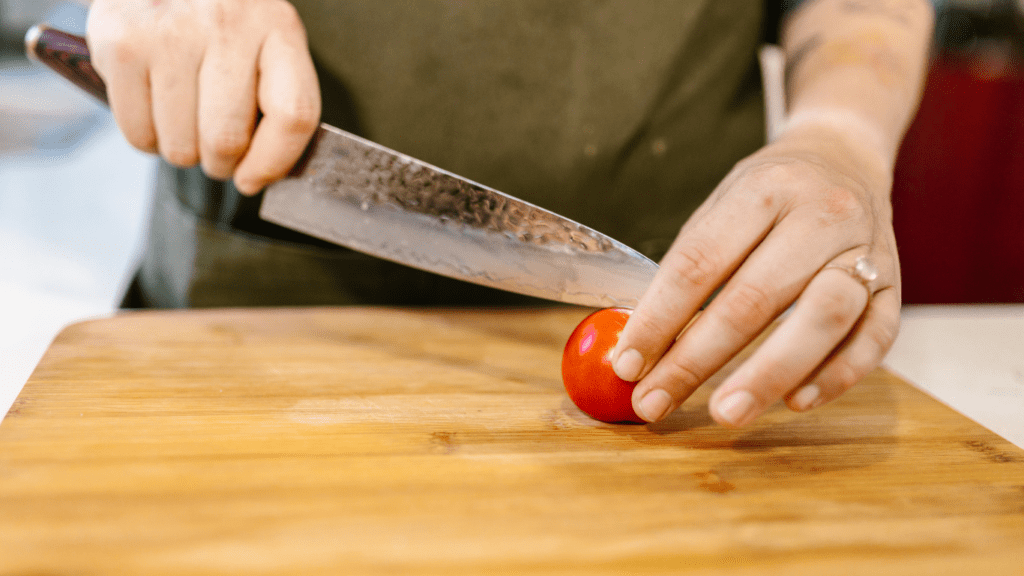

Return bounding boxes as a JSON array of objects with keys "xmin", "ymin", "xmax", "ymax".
[
  {"xmin": 772, "ymin": 108, "xmax": 897, "ymax": 198},
  {"xmin": 779, "ymin": 107, "xmax": 897, "ymax": 175}
]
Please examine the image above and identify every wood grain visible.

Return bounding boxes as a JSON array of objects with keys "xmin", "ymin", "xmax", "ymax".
[{"xmin": 1, "ymin": 307, "xmax": 1023, "ymax": 575}]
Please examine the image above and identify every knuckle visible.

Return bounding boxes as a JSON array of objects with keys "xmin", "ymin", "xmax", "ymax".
[
  {"xmin": 129, "ymin": 136, "xmax": 159, "ymax": 155},
  {"xmin": 201, "ymin": 161, "xmax": 233, "ymax": 181},
  {"xmin": 209, "ymin": 0, "xmax": 243, "ymax": 30},
  {"xmin": 722, "ymin": 162, "xmax": 798, "ymax": 213},
  {"xmin": 618, "ymin": 312, "xmax": 672, "ymax": 365},
  {"xmin": 232, "ymin": 170, "xmax": 267, "ymax": 194},
  {"xmin": 628, "ymin": 312, "xmax": 664, "ymax": 346},
  {"xmin": 866, "ymin": 319, "xmax": 900, "ymax": 354},
  {"xmin": 750, "ymin": 361, "xmax": 787, "ymax": 395},
  {"xmin": 664, "ymin": 238, "xmax": 721, "ymax": 289},
  {"xmin": 87, "ymin": 15, "xmax": 138, "ymax": 66},
  {"xmin": 204, "ymin": 129, "xmax": 251, "ymax": 160},
  {"xmin": 749, "ymin": 162, "xmax": 801, "ymax": 186},
  {"xmin": 812, "ymin": 289, "xmax": 863, "ymax": 331},
  {"xmin": 162, "ymin": 145, "xmax": 200, "ymax": 168},
  {"xmin": 120, "ymin": 124, "xmax": 158, "ymax": 153},
  {"xmin": 269, "ymin": 1, "xmax": 305, "ymax": 33},
  {"xmin": 233, "ymin": 167, "xmax": 276, "ymax": 194},
  {"xmin": 155, "ymin": 13, "xmax": 187, "ymax": 44},
  {"xmin": 276, "ymin": 96, "xmax": 321, "ymax": 135},
  {"xmin": 717, "ymin": 282, "xmax": 776, "ymax": 336},
  {"xmin": 829, "ymin": 359, "xmax": 861, "ymax": 392},
  {"xmin": 662, "ymin": 354, "xmax": 706, "ymax": 393},
  {"xmin": 741, "ymin": 163, "xmax": 807, "ymax": 201},
  {"xmin": 814, "ymin": 187, "xmax": 867, "ymax": 227},
  {"xmin": 108, "ymin": 34, "xmax": 142, "ymax": 68}
]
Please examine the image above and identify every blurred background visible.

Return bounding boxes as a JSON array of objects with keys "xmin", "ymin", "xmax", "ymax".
[
  {"xmin": 893, "ymin": 0, "xmax": 1024, "ymax": 304},
  {"xmin": 1, "ymin": 0, "xmax": 155, "ymax": 413},
  {"xmin": 0, "ymin": 0, "xmax": 1022, "ymax": 415}
]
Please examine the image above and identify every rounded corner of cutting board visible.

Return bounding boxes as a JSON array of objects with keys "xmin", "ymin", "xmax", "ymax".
[{"xmin": 47, "ymin": 310, "xmax": 148, "ymax": 342}]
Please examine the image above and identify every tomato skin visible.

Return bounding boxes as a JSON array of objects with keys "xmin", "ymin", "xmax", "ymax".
[{"xmin": 561, "ymin": 308, "xmax": 643, "ymax": 424}]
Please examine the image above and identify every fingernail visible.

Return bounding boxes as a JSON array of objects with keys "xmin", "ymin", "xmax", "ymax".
[
  {"xmin": 637, "ymin": 389, "xmax": 673, "ymax": 422},
  {"xmin": 791, "ymin": 384, "xmax": 822, "ymax": 412},
  {"xmin": 613, "ymin": 348, "xmax": 645, "ymax": 382},
  {"xmin": 715, "ymin": 391, "xmax": 757, "ymax": 427}
]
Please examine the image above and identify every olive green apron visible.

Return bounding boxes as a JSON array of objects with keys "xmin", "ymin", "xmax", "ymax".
[{"xmin": 124, "ymin": 0, "xmax": 767, "ymax": 308}]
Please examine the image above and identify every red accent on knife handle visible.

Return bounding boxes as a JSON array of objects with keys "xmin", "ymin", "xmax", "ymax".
[{"xmin": 25, "ymin": 24, "xmax": 109, "ymax": 106}]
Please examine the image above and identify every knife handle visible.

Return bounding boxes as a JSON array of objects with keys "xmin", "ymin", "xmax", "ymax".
[{"xmin": 25, "ymin": 24, "xmax": 109, "ymax": 106}]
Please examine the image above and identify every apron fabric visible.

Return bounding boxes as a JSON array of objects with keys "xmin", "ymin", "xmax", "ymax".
[{"xmin": 126, "ymin": 1, "xmax": 767, "ymax": 308}]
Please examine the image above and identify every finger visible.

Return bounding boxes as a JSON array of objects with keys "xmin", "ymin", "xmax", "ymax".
[
  {"xmin": 150, "ymin": 46, "xmax": 202, "ymax": 168},
  {"xmin": 94, "ymin": 40, "xmax": 158, "ymax": 154},
  {"xmin": 626, "ymin": 217, "xmax": 846, "ymax": 423},
  {"xmin": 707, "ymin": 266, "xmax": 871, "ymax": 428},
  {"xmin": 197, "ymin": 39, "xmax": 259, "ymax": 181},
  {"xmin": 786, "ymin": 287, "xmax": 900, "ymax": 411},
  {"xmin": 610, "ymin": 181, "xmax": 777, "ymax": 383},
  {"xmin": 233, "ymin": 25, "xmax": 321, "ymax": 195}
]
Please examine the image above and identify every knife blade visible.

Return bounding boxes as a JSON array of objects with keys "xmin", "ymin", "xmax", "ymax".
[{"xmin": 27, "ymin": 24, "xmax": 659, "ymax": 308}]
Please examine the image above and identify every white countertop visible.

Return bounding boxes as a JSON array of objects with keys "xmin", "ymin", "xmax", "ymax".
[
  {"xmin": 2, "ymin": 60, "xmax": 1022, "ymax": 449},
  {"xmin": 884, "ymin": 304, "xmax": 1024, "ymax": 448}
]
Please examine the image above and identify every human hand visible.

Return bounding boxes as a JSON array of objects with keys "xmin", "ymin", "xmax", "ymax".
[
  {"xmin": 86, "ymin": 0, "xmax": 321, "ymax": 194},
  {"xmin": 611, "ymin": 122, "xmax": 901, "ymax": 427}
]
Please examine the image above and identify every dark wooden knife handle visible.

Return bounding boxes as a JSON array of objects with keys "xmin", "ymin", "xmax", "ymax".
[{"xmin": 25, "ymin": 24, "xmax": 109, "ymax": 106}]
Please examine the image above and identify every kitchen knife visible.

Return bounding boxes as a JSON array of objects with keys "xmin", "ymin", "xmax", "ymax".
[{"xmin": 26, "ymin": 24, "xmax": 659, "ymax": 308}]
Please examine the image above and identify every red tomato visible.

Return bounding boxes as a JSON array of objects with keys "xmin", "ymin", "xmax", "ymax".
[{"xmin": 561, "ymin": 308, "xmax": 643, "ymax": 424}]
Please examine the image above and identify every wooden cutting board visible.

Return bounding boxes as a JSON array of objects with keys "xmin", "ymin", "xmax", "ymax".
[{"xmin": 2, "ymin": 307, "xmax": 1023, "ymax": 575}]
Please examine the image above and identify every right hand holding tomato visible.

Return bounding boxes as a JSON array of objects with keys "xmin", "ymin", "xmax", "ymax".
[{"xmin": 86, "ymin": 0, "xmax": 321, "ymax": 194}]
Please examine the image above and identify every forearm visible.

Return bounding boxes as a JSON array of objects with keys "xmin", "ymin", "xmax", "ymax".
[{"xmin": 781, "ymin": 0, "xmax": 935, "ymax": 170}]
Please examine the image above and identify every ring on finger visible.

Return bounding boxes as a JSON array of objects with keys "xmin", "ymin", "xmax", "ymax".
[{"xmin": 821, "ymin": 255, "xmax": 880, "ymax": 293}]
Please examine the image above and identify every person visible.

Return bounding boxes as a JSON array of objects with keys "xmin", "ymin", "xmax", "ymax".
[{"xmin": 83, "ymin": 0, "xmax": 936, "ymax": 428}]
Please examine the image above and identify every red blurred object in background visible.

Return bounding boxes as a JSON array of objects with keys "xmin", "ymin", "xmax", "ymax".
[{"xmin": 891, "ymin": 2, "xmax": 1024, "ymax": 303}]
